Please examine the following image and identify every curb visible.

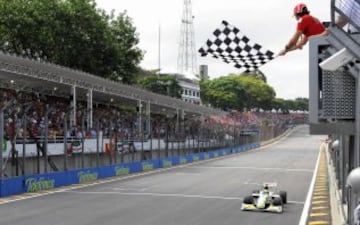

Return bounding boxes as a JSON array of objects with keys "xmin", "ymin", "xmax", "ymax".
[
  {"xmin": 325, "ymin": 143, "xmax": 347, "ymax": 225},
  {"xmin": 307, "ymin": 143, "xmax": 332, "ymax": 225}
]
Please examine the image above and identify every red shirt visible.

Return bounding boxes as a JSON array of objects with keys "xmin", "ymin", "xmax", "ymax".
[{"xmin": 297, "ymin": 15, "xmax": 325, "ymax": 37}]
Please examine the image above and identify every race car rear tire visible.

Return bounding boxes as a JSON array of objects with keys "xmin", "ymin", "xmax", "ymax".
[
  {"xmin": 243, "ymin": 195, "xmax": 254, "ymax": 204},
  {"xmin": 273, "ymin": 197, "xmax": 283, "ymax": 206},
  {"xmin": 279, "ymin": 191, "xmax": 287, "ymax": 204}
]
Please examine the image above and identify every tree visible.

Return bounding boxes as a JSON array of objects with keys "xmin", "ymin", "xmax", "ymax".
[
  {"xmin": 200, "ymin": 74, "xmax": 275, "ymax": 111},
  {"xmin": 238, "ymin": 75, "xmax": 275, "ymax": 110},
  {"xmin": 272, "ymin": 98, "xmax": 285, "ymax": 112},
  {"xmin": 284, "ymin": 99, "xmax": 296, "ymax": 113},
  {"xmin": 138, "ymin": 75, "xmax": 182, "ymax": 98},
  {"xmin": 293, "ymin": 97, "xmax": 309, "ymax": 111},
  {"xmin": 200, "ymin": 76, "xmax": 247, "ymax": 110},
  {"xmin": 0, "ymin": 0, "xmax": 143, "ymax": 84},
  {"xmin": 271, "ymin": 97, "xmax": 308, "ymax": 113},
  {"xmin": 241, "ymin": 70, "xmax": 267, "ymax": 83},
  {"xmin": 105, "ymin": 11, "xmax": 143, "ymax": 84}
]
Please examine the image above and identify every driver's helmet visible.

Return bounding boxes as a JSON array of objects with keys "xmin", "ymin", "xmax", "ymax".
[{"xmin": 262, "ymin": 184, "xmax": 270, "ymax": 194}]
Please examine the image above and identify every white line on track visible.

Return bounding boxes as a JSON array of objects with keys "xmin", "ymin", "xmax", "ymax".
[
  {"xmin": 112, "ymin": 187, "xmax": 148, "ymax": 191},
  {"xmin": 174, "ymin": 172, "xmax": 201, "ymax": 175},
  {"xmin": 298, "ymin": 146, "xmax": 322, "ymax": 225},
  {"xmin": 195, "ymin": 166, "xmax": 313, "ymax": 173},
  {"xmin": 66, "ymin": 190, "xmax": 243, "ymax": 200},
  {"xmin": 64, "ymin": 190, "xmax": 305, "ymax": 205}
]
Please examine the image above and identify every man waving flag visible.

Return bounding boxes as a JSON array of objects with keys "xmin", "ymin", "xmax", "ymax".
[{"xmin": 198, "ymin": 20, "xmax": 275, "ymax": 73}]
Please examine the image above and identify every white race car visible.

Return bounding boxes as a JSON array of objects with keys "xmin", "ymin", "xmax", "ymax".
[{"xmin": 241, "ymin": 183, "xmax": 287, "ymax": 213}]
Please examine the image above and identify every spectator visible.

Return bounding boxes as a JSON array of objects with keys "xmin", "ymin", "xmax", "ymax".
[
  {"xmin": 354, "ymin": 201, "xmax": 360, "ymax": 225},
  {"xmin": 336, "ymin": 0, "xmax": 360, "ymax": 32},
  {"xmin": 279, "ymin": 3, "xmax": 327, "ymax": 56}
]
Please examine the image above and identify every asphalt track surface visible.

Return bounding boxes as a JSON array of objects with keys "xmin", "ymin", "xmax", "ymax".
[{"xmin": 0, "ymin": 125, "xmax": 324, "ymax": 225}]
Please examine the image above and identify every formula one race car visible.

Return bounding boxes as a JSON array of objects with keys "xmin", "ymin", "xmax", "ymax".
[{"xmin": 241, "ymin": 183, "xmax": 287, "ymax": 213}]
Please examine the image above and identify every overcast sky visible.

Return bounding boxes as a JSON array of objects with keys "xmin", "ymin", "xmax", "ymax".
[{"xmin": 95, "ymin": 0, "xmax": 330, "ymax": 99}]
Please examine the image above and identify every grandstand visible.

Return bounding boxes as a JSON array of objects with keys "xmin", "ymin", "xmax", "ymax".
[{"xmin": 0, "ymin": 50, "xmax": 307, "ymax": 181}]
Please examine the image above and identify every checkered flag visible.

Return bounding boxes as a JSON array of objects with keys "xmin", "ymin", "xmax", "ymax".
[{"xmin": 198, "ymin": 20, "xmax": 275, "ymax": 72}]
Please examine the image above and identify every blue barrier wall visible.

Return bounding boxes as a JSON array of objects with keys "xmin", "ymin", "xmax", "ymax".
[{"xmin": 0, "ymin": 143, "xmax": 260, "ymax": 198}]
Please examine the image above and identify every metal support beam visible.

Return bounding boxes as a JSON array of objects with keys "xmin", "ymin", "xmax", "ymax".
[
  {"xmin": 138, "ymin": 99, "xmax": 142, "ymax": 134},
  {"xmin": 309, "ymin": 122, "xmax": 355, "ymax": 135},
  {"xmin": 87, "ymin": 89, "xmax": 93, "ymax": 129},
  {"xmin": 146, "ymin": 101, "xmax": 151, "ymax": 135},
  {"xmin": 341, "ymin": 135, "xmax": 350, "ymax": 204},
  {"xmin": 324, "ymin": 35, "xmax": 360, "ymax": 78},
  {"xmin": 71, "ymin": 85, "xmax": 77, "ymax": 127},
  {"xmin": 176, "ymin": 108, "xmax": 180, "ymax": 133},
  {"xmin": 327, "ymin": 26, "xmax": 360, "ymax": 60},
  {"xmin": 355, "ymin": 78, "xmax": 360, "ymax": 167},
  {"xmin": 0, "ymin": 108, "xmax": 3, "ymax": 179},
  {"xmin": 44, "ymin": 105, "xmax": 49, "ymax": 173},
  {"xmin": 309, "ymin": 37, "xmax": 327, "ymax": 124}
]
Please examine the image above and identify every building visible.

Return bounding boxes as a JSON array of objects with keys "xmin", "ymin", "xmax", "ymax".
[{"xmin": 177, "ymin": 74, "xmax": 201, "ymax": 104}]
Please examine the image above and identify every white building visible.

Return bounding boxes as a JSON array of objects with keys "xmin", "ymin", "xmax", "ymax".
[{"xmin": 177, "ymin": 74, "xmax": 201, "ymax": 105}]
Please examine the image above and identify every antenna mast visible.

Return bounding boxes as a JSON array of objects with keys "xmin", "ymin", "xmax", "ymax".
[{"xmin": 158, "ymin": 23, "xmax": 161, "ymax": 76}]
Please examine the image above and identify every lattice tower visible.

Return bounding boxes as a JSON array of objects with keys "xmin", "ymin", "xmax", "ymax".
[{"xmin": 177, "ymin": 0, "xmax": 198, "ymax": 78}]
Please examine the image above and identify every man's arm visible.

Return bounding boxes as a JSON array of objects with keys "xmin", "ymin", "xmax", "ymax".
[
  {"xmin": 296, "ymin": 35, "xmax": 308, "ymax": 49},
  {"xmin": 278, "ymin": 30, "xmax": 303, "ymax": 56}
]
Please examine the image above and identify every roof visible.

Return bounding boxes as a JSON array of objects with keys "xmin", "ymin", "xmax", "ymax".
[{"xmin": 0, "ymin": 51, "xmax": 225, "ymax": 117}]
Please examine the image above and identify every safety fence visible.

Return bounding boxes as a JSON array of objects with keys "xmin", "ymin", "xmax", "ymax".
[
  {"xmin": 0, "ymin": 142, "xmax": 260, "ymax": 198},
  {"xmin": 1, "ymin": 121, "xmax": 290, "ymax": 177}
]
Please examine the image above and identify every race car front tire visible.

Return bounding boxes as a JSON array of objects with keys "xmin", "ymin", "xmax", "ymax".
[
  {"xmin": 279, "ymin": 191, "xmax": 287, "ymax": 204},
  {"xmin": 273, "ymin": 197, "xmax": 283, "ymax": 206},
  {"xmin": 243, "ymin": 195, "xmax": 254, "ymax": 204}
]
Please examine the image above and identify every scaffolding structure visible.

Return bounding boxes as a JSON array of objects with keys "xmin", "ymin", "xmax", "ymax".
[{"xmin": 309, "ymin": 0, "xmax": 360, "ymax": 224}]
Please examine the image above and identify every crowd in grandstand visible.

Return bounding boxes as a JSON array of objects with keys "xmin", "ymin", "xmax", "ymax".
[{"xmin": 1, "ymin": 88, "xmax": 308, "ymax": 142}]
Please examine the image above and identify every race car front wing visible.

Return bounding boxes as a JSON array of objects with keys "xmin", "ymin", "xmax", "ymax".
[{"xmin": 241, "ymin": 203, "xmax": 283, "ymax": 213}]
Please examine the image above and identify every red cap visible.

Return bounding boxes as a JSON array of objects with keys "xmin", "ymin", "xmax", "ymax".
[{"xmin": 293, "ymin": 3, "xmax": 308, "ymax": 16}]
